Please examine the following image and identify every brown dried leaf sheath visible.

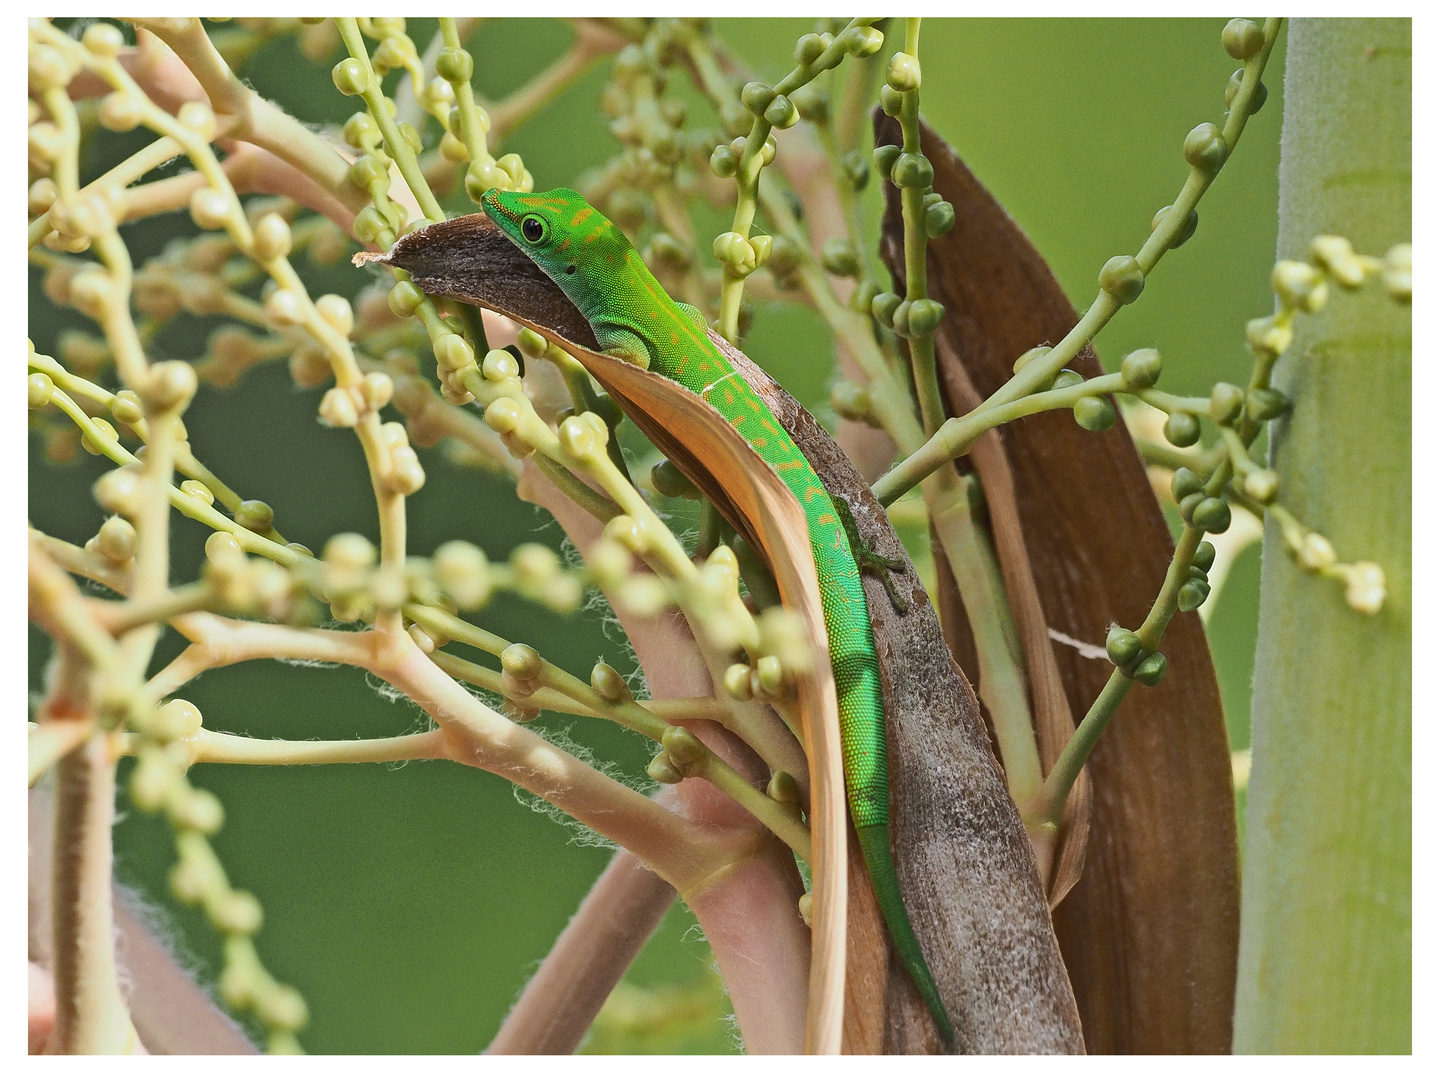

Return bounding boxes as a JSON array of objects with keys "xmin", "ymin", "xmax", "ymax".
[
  {"xmin": 875, "ymin": 114, "xmax": 1239, "ymax": 1053},
  {"xmin": 375, "ymin": 213, "xmax": 1082, "ymax": 1053}
]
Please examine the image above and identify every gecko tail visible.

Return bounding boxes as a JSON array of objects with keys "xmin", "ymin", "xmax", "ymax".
[{"xmin": 855, "ymin": 822, "xmax": 955, "ymax": 1046}]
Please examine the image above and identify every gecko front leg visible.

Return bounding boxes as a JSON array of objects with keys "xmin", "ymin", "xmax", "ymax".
[{"xmin": 833, "ymin": 494, "xmax": 911, "ymax": 615}]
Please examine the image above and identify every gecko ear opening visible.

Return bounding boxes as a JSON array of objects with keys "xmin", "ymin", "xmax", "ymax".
[{"xmin": 565, "ymin": 264, "xmax": 577, "ymax": 275}]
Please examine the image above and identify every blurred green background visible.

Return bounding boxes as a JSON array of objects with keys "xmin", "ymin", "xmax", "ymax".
[{"xmin": 29, "ymin": 18, "xmax": 1284, "ymax": 1053}]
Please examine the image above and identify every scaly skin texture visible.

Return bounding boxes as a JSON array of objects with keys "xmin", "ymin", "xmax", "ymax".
[{"xmin": 482, "ymin": 187, "xmax": 953, "ymax": 1043}]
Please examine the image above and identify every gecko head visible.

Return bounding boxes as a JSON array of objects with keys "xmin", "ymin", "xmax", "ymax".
[{"xmin": 481, "ymin": 187, "xmax": 591, "ymax": 281}]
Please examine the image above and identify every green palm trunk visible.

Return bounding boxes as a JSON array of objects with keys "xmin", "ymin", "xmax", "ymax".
[{"xmin": 1233, "ymin": 18, "xmax": 1411, "ymax": 1054}]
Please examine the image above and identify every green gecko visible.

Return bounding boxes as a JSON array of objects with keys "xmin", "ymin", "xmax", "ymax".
[{"xmin": 482, "ymin": 187, "xmax": 953, "ymax": 1043}]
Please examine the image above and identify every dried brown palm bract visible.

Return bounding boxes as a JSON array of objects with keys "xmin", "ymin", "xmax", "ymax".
[{"xmin": 876, "ymin": 113, "xmax": 1239, "ymax": 1054}]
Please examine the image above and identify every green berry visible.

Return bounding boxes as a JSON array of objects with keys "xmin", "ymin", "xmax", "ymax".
[
  {"xmin": 1106, "ymin": 625, "xmax": 1143, "ymax": 668},
  {"xmin": 842, "ymin": 25, "xmax": 884, "ymax": 58},
  {"xmin": 1191, "ymin": 496, "xmax": 1232, "ymax": 533},
  {"xmin": 1051, "ymin": 369, "xmax": 1084, "ymax": 391},
  {"xmin": 1171, "ymin": 466, "xmax": 1204, "ymax": 502},
  {"xmin": 905, "ymin": 299, "xmax": 945, "ymax": 337},
  {"xmin": 388, "ymin": 280, "xmax": 424, "ymax": 318},
  {"xmin": 436, "ymin": 47, "xmax": 473, "ymax": 83},
  {"xmin": 1222, "ymin": 19, "xmax": 1265, "ymax": 61},
  {"xmin": 830, "ymin": 381, "xmax": 872, "ymax": 423},
  {"xmin": 794, "ymin": 32, "xmax": 827, "ymax": 66},
  {"xmin": 848, "ymin": 280, "xmax": 879, "ymax": 314},
  {"xmin": 343, "ymin": 111, "xmax": 378, "ymax": 149},
  {"xmin": 349, "ymin": 154, "xmax": 389, "ymax": 191},
  {"xmin": 891, "ymin": 152, "xmax": 934, "ymax": 189},
  {"xmin": 767, "ymin": 771, "xmax": 801, "ymax": 804},
  {"xmin": 741, "ymin": 81, "xmax": 775, "ymax": 116},
  {"xmin": 1132, "ymin": 651, "xmax": 1167, "ymax": 687},
  {"xmin": 720, "ymin": 100, "xmax": 751, "ymax": 138},
  {"xmin": 1191, "ymin": 542, "xmax": 1215, "ymax": 574},
  {"xmin": 767, "ymin": 235, "xmax": 801, "ymax": 276},
  {"xmin": 331, "ymin": 57, "xmax": 371, "ymax": 97},
  {"xmin": 1248, "ymin": 81, "xmax": 1268, "ymax": 115},
  {"xmin": 764, "ymin": 94, "xmax": 798, "ymax": 129},
  {"xmin": 870, "ymin": 291, "xmax": 902, "ymax": 325},
  {"xmin": 791, "ymin": 84, "xmax": 829, "ymax": 124},
  {"xmin": 1073, "ymin": 396, "xmax": 1116, "ymax": 432},
  {"xmin": 1177, "ymin": 491, "xmax": 1205, "ymax": 522},
  {"xmin": 1164, "ymin": 411, "xmax": 1201, "ymax": 447},
  {"xmin": 842, "ymin": 149, "xmax": 870, "ymax": 191},
  {"xmin": 1183, "ymin": 122, "xmax": 1228, "ymax": 174},
  {"xmin": 1120, "ymin": 348, "xmax": 1162, "ymax": 390},
  {"xmin": 662, "ymin": 725, "xmax": 705, "ymax": 765},
  {"xmin": 1013, "ymin": 346, "xmax": 1052, "ymax": 374},
  {"xmin": 591, "ymin": 661, "xmax": 632, "ymax": 703},
  {"xmin": 1247, "ymin": 387, "xmax": 1290, "ymax": 421},
  {"xmin": 1099, "ymin": 255, "xmax": 1145, "ymax": 304},
  {"xmin": 1151, "ymin": 204, "xmax": 1199, "ymax": 248},
  {"xmin": 709, "ymin": 144, "xmax": 737, "ymax": 178},
  {"xmin": 820, "ymin": 237, "xmax": 858, "ymax": 277},
  {"xmin": 236, "ymin": 499, "xmax": 274, "ymax": 533},
  {"xmin": 1209, "ymin": 382, "xmax": 1245, "ymax": 426},
  {"xmin": 872, "ymin": 144, "xmax": 901, "ymax": 179},
  {"xmin": 650, "ymin": 458, "xmax": 697, "ymax": 499},
  {"xmin": 879, "ymin": 83, "xmax": 904, "ymax": 117},
  {"xmin": 924, "ymin": 200, "xmax": 956, "ymax": 238},
  {"xmin": 1176, "ymin": 576, "xmax": 1211, "ymax": 613},
  {"xmin": 647, "ymin": 751, "xmax": 683, "ymax": 785}
]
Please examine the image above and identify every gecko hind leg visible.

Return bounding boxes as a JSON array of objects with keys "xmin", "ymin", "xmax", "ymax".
[{"xmin": 834, "ymin": 495, "xmax": 911, "ymax": 615}]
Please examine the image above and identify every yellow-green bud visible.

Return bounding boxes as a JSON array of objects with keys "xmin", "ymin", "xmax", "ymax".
[
  {"xmin": 723, "ymin": 663, "xmax": 753, "ymax": 701},
  {"xmin": 315, "ymin": 294, "xmax": 354, "ymax": 336},
  {"xmin": 177, "ymin": 101, "xmax": 218, "ymax": 142},
  {"xmin": 324, "ymin": 532, "xmax": 376, "ymax": 570},
  {"xmin": 205, "ymin": 530, "xmax": 245, "ymax": 564},
  {"xmin": 28, "ymin": 372, "xmax": 54, "ymax": 409},
  {"xmin": 1297, "ymin": 532, "xmax": 1336, "ymax": 571},
  {"xmin": 886, "ymin": 52, "xmax": 921, "ymax": 92},
  {"xmin": 99, "ymin": 91, "xmax": 145, "ymax": 132},
  {"xmin": 756, "ymin": 654, "xmax": 784, "ymax": 696},
  {"xmin": 96, "ymin": 516, "xmax": 138, "ymax": 563},
  {"xmin": 433, "ymin": 540, "xmax": 491, "ymax": 609},
  {"xmin": 1272, "ymin": 259, "xmax": 1328, "ymax": 313},
  {"xmin": 169, "ymin": 786, "xmax": 224, "ymax": 834},
  {"xmin": 81, "ymin": 417, "xmax": 119, "ymax": 455},
  {"xmin": 1344, "ymin": 562, "xmax": 1386, "ymax": 615},
  {"xmin": 332, "ymin": 57, "xmax": 371, "ymax": 96},
  {"xmin": 156, "ymin": 698, "xmax": 204, "ymax": 741},
  {"xmin": 1209, "ymin": 382, "xmax": 1245, "ymax": 426},
  {"xmin": 82, "ymin": 21, "xmax": 126, "ymax": 58}
]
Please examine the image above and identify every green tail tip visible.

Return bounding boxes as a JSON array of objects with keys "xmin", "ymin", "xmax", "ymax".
[{"xmin": 856, "ymin": 823, "xmax": 955, "ymax": 1045}]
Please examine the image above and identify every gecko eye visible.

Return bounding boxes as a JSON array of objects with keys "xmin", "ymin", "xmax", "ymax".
[{"xmin": 521, "ymin": 215, "xmax": 546, "ymax": 243}]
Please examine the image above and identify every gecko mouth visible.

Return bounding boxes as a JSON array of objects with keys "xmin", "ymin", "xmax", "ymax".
[{"xmin": 480, "ymin": 190, "xmax": 517, "ymax": 225}]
